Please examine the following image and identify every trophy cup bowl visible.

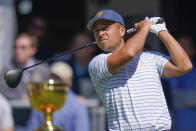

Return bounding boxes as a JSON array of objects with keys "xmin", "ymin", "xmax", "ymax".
[{"xmin": 27, "ymin": 79, "xmax": 69, "ymax": 131}]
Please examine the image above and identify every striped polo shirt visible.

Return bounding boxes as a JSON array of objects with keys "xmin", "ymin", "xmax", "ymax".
[{"xmin": 88, "ymin": 51, "xmax": 171, "ymax": 131}]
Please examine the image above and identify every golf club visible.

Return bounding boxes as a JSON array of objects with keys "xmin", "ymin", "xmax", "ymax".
[
  {"xmin": 4, "ymin": 41, "xmax": 96, "ymax": 88},
  {"xmin": 4, "ymin": 17, "xmax": 164, "ymax": 88}
]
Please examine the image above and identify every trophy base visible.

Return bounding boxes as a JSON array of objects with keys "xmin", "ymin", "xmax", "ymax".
[{"xmin": 34, "ymin": 125, "xmax": 63, "ymax": 131}]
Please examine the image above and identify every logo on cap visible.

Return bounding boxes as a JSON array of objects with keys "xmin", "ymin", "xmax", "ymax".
[{"xmin": 97, "ymin": 12, "xmax": 103, "ymax": 17}]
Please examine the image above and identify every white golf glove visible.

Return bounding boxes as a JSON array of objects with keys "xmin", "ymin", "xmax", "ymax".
[{"xmin": 150, "ymin": 17, "xmax": 168, "ymax": 36}]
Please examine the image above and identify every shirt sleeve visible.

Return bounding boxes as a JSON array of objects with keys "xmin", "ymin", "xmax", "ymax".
[
  {"xmin": 0, "ymin": 95, "xmax": 14, "ymax": 128},
  {"xmin": 88, "ymin": 54, "xmax": 112, "ymax": 86},
  {"xmin": 150, "ymin": 51, "xmax": 171, "ymax": 77}
]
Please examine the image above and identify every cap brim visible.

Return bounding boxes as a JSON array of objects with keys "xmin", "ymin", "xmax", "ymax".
[{"xmin": 87, "ymin": 17, "xmax": 113, "ymax": 31}]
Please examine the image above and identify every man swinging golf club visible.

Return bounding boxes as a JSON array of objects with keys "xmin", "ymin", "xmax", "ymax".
[{"xmin": 87, "ymin": 9, "xmax": 192, "ymax": 130}]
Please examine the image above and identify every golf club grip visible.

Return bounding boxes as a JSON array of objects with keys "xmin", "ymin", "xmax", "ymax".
[{"xmin": 127, "ymin": 18, "xmax": 165, "ymax": 34}]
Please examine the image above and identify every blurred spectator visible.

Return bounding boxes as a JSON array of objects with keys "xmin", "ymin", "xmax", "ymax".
[
  {"xmin": 0, "ymin": 93, "xmax": 14, "ymax": 131},
  {"xmin": 26, "ymin": 61, "xmax": 90, "ymax": 131},
  {"xmin": 0, "ymin": 33, "xmax": 50, "ymax": 100},
  {"xmin": 164, "ymin": 35, "xmax": 196, "ymax": 131},
  {"xmin": 27, "ymin": 16, "xmax": 54, "ymax": 61},
  {"xmin": 0, "ymin": 0, "xmax": 17, "ymax": 71},
  {"xmin": 67, "ymin": 32, "xmax": 98, "ymax": 98}
]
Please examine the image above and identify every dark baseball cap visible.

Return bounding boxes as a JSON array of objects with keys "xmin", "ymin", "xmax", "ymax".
[{"xmin": 87, "ymin": 9, "xmax": 125, "ymax": 31}]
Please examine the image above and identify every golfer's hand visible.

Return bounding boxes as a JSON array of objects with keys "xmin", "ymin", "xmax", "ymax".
[
  {"xmin": 150, "ymin": 17, "xmax": 168, "ymax": 36},
  {"xmin": 134, "ymin": 17, "xmax": 151, "ymax": 32}
]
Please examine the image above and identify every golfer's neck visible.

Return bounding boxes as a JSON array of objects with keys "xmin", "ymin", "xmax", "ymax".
[{"xmin": 111, "ymin": 39, "xmax": 124, "ymax": 53}]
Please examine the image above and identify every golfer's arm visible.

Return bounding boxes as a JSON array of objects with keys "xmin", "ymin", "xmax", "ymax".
[
  {"xmin": 159, "ymin": 31, "xmax": 192, "ymax": 77},
  {"xmin": 107, "ymin": 26, "xmax": 149, "ymax": 74}
]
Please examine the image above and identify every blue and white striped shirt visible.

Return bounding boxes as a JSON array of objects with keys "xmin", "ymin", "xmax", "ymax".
[{"xmin": 88, "ymin": 51, "xmax": 171, "ymax": 131}]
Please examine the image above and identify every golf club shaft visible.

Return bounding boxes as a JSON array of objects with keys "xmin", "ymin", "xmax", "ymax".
[
  {"xmin": 23, "ymin": 18, "xmax": 164, "ymax": 71},
  {"xmin": 24, "ymin": 41, "xmax": 97, "ymax": 70},
  {"xmin": 18, "ymin": 28, "xmax": 134, "ymax": 71}
]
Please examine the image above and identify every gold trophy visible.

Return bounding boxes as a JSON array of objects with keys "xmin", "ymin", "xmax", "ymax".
[{"xmin": 27, "ymin": 79, "xmax": 69, "ymax": 131}]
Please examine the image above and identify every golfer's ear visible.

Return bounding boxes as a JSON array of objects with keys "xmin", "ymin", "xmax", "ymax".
[{"xmin": 120, "ymin": 26, "xmax": 125, "ymax": 37}]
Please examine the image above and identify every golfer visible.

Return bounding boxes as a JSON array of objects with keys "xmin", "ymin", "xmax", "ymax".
[{"xmin": 87, "ymin": 9, "xmax": 192, "ymax": 130}]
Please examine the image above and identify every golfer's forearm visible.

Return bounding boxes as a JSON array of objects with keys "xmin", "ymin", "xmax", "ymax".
[
  {"xmin": 123, "ymin": 26, "xmax": 149, "ymax": 58},
  {"xmin": 107, "ymin": 26, "xmax": 150, "ymax": 74},
  {"xmin": 159, "ymin": 31, "xmax": 192, "ymax": 72}
]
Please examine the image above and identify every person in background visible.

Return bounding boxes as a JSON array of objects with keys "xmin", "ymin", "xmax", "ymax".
[
  {"xmin": 67, "ymin": 32, "xmax": 98, "ymax": 99},
  {"xmin": 165, "ymin": 35, "xmax": 196, "ymax": 131},
  {"xmin": 27, "ymin": 16, "xmax": 54, "ymax": 61},
  {"xmin": 0, "ymin": 33, "xmax": 50, "ymax": 100},
  {"xmin": 0, "ymin": 93, "xmax": 14, "ymax": 131},
  {"xmin": 26, "ymin": 61, "xmax": 90, "ymax": 131}
]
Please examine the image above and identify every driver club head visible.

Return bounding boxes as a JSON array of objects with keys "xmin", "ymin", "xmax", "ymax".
[{"xmin": 4, "ymin": 69, "xmax": 23, "ymax": 88}]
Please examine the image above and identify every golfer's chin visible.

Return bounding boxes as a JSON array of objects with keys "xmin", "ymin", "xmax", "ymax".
[
  {"xmin": 101, "ymin": 46, "xmax": 113, "ymax": 53},
  {"xmin": 97, "ymin": 41, "xmax": 112, "ymax": 52}
]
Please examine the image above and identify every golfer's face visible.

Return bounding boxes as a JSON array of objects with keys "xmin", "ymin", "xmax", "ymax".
[{"xmin": 94, "ymin": 20, "xmax": 122, "ymax": 52}]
